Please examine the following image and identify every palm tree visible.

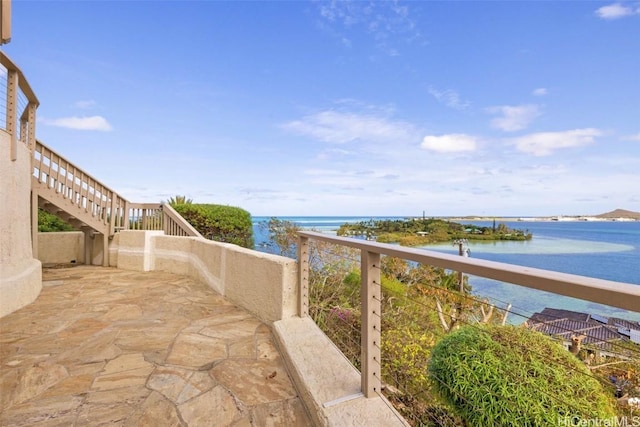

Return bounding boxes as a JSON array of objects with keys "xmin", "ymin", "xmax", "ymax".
[{"xmin": 166, "ymin": 195, "xmax": 193, "ymax": 206}]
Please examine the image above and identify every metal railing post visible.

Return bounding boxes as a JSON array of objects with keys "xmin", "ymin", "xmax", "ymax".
[
  {"xmin": 6, "ymin": 69, "xmax": 17, "ymax": 160},
  {"xmin": 361, "ymin": 250, "xmax": 381, "ymax": 398},
  {"xmin": 298, "ymin": 235, "xmax": 309, "ymax": 317}
]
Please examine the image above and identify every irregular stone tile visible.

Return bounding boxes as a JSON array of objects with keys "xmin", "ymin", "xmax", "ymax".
[
  {"xmin": 75, "ymin": 402, "xmax": 134, "ymax": 426},
  {"xmin": 231, "ymin": 416, "xmax": 252, "ymax": 427},
  {"xmin": 147, "ymin": 366, "xmax": 215, "ymax": 405},
  {"xmin": 228, "ymin": 337, "xmax": 256, "ymax": 359},
  {"xmin": 101, "ymin": 304, "xmax": 143, "ymax": 321},
  {"xmin": 115, "ymin": 326, "xmax": 186, "ymax": 353},
  {"xmin": 67, "ymin": 361, "xmax": 105, "ymax": 377},
  {"xmin": 251, "ymin": 398, "xmax": 311, "ymax": 427},
  {"xmin": 255, "ymin": 324, "xmax": 279, "ymax": 361},
  {"xmin": 38, "ymin": 374, "xmax": 93, "ymax": 399},
  {"xmin": 179, "ymin": 385, "xmax": 242, "ymax": 427},
  {"xmin": 200, "ymin": 318, "xmax": 262, "ymax": 341},
  {"xmin": 56, "ymin": 330, "xmax": 122, "ymax": 365},
  {"xmin": 91, "ymin": 366, "xmax": 153, "ymax": 391},
  {"xmin": 85, "ymin": 385, "xmax": 151, "ymax": 405},
  {"xmin": 165, "ymin": 333, "xmax": 227, "ymax": 368},
  {"xmin": 211, "ymin": 359, "xmax": 297, "ymax": 406},
  {"xmin": 125, "ymin": 391, "xmax": 184, "ymax": 427},
  {"xmin": 190, "ymin": 308, "xmax": 254, "ymax": 329},
  {"xmin": 91, "ymin": 354, "xmax": 154, "ymax": 391},
  {"xmin": 0, "ymin": 395, "xmax": 83, "ymax": 427},
  {"xmin": 57, "ymin": 318, "xmax": 110, "ymax": 341},
  {"xmin": 100, "ymin": 353, "xmax": 152, "ymax": 375},
  {"xmin": 14, "ymin": 333, "xmax": 70, "ymax": 355},
  {"xmin": 3, "ymin": 361, "xmax": 69, "ymax": 407},
  {"xmin": 0, "ymin": 267, "xmax": 312, "ymax": 426}
]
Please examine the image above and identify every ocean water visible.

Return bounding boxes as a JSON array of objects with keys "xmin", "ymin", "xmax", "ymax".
[{"xmin": 252, "ymin": 216, "xmax": 640, "ymax": 322}]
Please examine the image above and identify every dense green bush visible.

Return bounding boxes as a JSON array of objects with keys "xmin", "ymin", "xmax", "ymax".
[
  {"xmin": 172, "ymin": 203, "xmax": 254, "ymax": 248},
  {"xmin": 38, "ymin": 209, "xmax": 75, "ymax": 232},
  {"xmin": 428, "ymin": 325, "xmax": 616, "ymax": 426}
]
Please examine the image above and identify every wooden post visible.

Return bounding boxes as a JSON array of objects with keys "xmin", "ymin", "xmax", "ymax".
[
  {"xmin": 297, "ymin": 235, "xmax": 309, "ymax": 317},
  {"xmin": 1, "ymin": 0, "xmax": 11, "ymax": 45},
  {"xmin": 361, "ymin": 250, "xmax": 381, "ymax": 398}
]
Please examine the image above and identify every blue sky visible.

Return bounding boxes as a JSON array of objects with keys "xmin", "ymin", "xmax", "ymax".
[{"xmin": 4, "ymin": 0, "xmax": 640, "ymax": 216}]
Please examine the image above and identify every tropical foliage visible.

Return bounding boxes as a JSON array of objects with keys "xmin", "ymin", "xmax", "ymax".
[
  {"xmin": 166, "ymin": 195, "xmax": 193, "ymax": 206},
  {"xmin": 172, "ymin": 203, "xmax": 254, "ymax": 248},
  {"xmin": 428, "ymin": 325, "xmax": 616, "ymax": 426}
]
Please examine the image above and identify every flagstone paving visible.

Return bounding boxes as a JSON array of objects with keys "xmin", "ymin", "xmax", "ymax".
[{"xmin": 0, "ymin": 266, "xmax": 311, "ymax": 426}]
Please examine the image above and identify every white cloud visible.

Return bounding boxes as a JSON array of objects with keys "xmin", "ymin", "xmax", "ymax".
[
  {"xmin": 507, "ymin": 128, "xmax": 602, "ymax": 156},
  {"xmin": 595, "ymin": 3, "xmax": 639, "ymax": 19},
  {"xmin": 281, "ymin": 110, "xmax": 415, "ymax": 144},
  {"xmin": 75, "ymin": 100, "xmax": 96, "ymax": 109},
  {"xmin": 421, "ymin": 134, "xmax": 478, "ymax": 153},
  {"xmin": 623, "ymin": 132, "xmax": 640, "ymax": 141},
  {"xmin": 428, "ymin": 87, "xmax": 471, "ymax": 110},
  {"xmin": 41, "ymin": 115, "xmax": 113, "ymax": 131},
  {"xmin": 488, "ymin": 104, "xmax": 541, "ymax": 132},
  {"xmin": 316, "ymin": 0, "xmax": 422, "ymax": 55},
  {"xmin": 532, "ymin": 88, "xmax": 548, "ymax": 96}
]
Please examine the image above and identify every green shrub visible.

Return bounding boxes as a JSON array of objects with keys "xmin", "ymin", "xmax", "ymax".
[
  {"xmin": 428, "ymin": 325, "xmax": 616, "ymax": 426},
  {"xmin": 38, "ymin": 209, "xmax": 75, "ymax": 232},
  {"xmin": 172, "ymin": 203, "xmax": 254, "ymax": 249}
]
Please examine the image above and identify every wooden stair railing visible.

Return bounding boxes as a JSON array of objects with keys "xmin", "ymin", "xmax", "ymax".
[{"xmin": 32, "ymin": 140, "xmax": 203, "ymax": 266}]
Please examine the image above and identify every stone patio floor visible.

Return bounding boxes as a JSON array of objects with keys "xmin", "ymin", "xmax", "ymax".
[{"xmin": 0, "ymin": 266, "xmax": 311, "ymax": 426}]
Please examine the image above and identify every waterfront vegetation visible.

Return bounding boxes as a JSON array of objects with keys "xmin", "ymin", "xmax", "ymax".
[
  {"xmin": 169, "ymin": 198, "xmax": 254, "ymax": 248},
  {"xmin": 337, "ymin": 217, "xmax": 532, "ymax": 246},
  {"xmin": 429, "ymin": 325, "xmax": 616, "ymax": 425},
  {"xmin": 262, "ymin": 217, "xmax": 634, "ymax": 426}
]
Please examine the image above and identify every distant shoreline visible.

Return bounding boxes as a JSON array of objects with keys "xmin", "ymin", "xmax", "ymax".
[{"xmin": 443, "ymin": 216, "xmax": 639, "ymax": 223}]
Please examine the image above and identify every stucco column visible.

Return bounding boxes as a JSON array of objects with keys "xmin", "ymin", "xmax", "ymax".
[{"xmin": 0, "ymin": 130, "xmax": 42, "ymax": 317}]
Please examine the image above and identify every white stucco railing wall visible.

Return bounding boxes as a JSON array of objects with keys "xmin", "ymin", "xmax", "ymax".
[{"xmin": 110, "ymin": 230, "xmax": 298, "ymax": 324}]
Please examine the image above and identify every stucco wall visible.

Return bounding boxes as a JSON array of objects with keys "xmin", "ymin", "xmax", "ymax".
[
  {"xmin": 0, "ymin": 131, "xmax": 42, "ymax": 318},
  {"xmin": 37, "ymin": 231, "xmax": 84, "ymax": 264},
  {"xmin": 114, "ymin": 231, "xmax": 298, "ymax": 324}
]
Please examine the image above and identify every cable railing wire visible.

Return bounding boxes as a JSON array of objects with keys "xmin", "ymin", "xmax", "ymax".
[
  {"xmin": 378, "ymin": 277, "xmax": 640, "ymax": 388},
  {"xmin": 302, "ymin": 237, "xmax": 638, "ymax": 423},
  {"xmin": 309, "ymin": 243, "xmax": 640, "ymax": 368}
]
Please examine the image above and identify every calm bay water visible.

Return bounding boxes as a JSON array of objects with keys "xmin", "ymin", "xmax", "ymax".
[{"xmin": 252, "ymin": 217, "xmax": 640, "ymax": 322}]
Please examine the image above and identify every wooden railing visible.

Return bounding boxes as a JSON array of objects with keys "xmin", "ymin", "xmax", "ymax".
[
  {"xmin": 1, "ymin": 51, "xmax": 38, "ymax": 161},
  {"xmin": 125, "ymin": 202, "xmax": 203, "ymax": 238},
  {"xmin": 162, "ymin": 203, "xmax": 203, "ymax": 238},
  {"xmin": 33, "ymin": 140, "xmax": 127, "ymax": 237},
  {"xmin": 126, "ymin": 203, "xmax": 162, "ymax": 231},
  {"xmin": 297, "ymin": 231, "xmax": 640, "ymax": 399}
]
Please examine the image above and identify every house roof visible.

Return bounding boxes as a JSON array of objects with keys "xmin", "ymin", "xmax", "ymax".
[{"xmin": 525, "ymin": 307, "xmax": 640, "ymax": 348}]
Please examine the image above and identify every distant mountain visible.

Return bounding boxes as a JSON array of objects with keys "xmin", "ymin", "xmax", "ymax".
[{"xmin": 595, "ymin": 209, "xmax": 640, "ymax": 219}]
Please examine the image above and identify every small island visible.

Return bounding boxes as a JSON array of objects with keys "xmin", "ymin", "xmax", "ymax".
[{"xmin": 337, "ymin": 218, "xmax": 532, "ymax": 246}]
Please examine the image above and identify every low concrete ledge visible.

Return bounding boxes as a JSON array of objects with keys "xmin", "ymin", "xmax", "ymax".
[
  {"xmin": 273, "ymin": 316, "xmax": 408, "ymax": 427},
  {"xmin": 114, "ymin": 231, "xmax": 298, "ymax": 324}
]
